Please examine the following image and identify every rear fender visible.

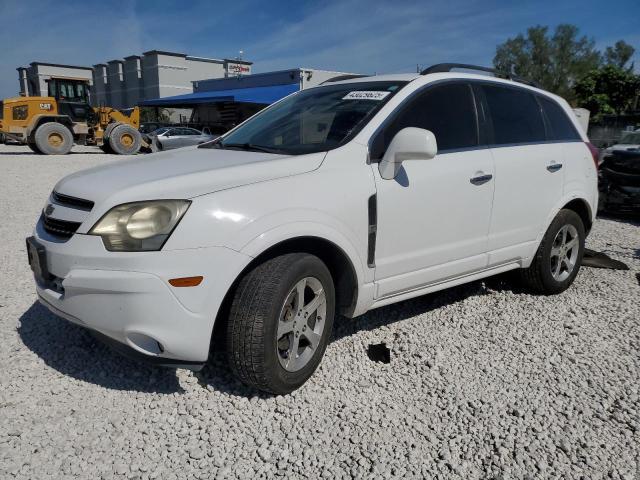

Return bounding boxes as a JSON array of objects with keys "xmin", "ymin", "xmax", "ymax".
[{"xmin": 534, "ymin": 191, "xmax": 595, "ymax": 250}]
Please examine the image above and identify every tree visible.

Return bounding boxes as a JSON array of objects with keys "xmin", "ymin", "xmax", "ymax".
[
  {"xmin": 140, "ymin": 106, "xmax": 172, "ymax": 123},
  {"xmin": 494, "ymin": 25, "xmax": 601, "ymax": 102},
  {"xmin": 574, "ymin": 65, "xmax": 640, "ymax": 118},
  {"xmin": 604, "ymin": 40, "xmax": 635, "ymax": 70}
]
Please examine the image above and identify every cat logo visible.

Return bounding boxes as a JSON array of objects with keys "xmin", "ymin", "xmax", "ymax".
[{"xmin": 39, "ymin": 103, "xmax": 52, "ymax": 110}]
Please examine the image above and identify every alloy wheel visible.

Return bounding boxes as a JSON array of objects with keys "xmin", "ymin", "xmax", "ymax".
[
  {"xmin": 276, "ymin": 277, "xmax": 327, "ymax": 372},
  {"xmin": 550, "ymin": 224, "xmax": 580, "ymax": 282}
]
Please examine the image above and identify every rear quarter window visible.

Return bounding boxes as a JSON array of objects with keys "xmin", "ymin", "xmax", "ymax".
[
  {"xmin": 482, "ymin": 84, "xmax": 546, "ymax": 145},
  {"xmin": 538, "ymin": 96, "xmax": 581, "ymax": 141}
]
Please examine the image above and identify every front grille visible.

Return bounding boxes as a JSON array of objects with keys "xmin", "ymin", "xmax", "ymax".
[
  {"xmin": 42, "ymin": 215, "xmax": 81, "ymax": 238},
  {"xmin": 52, "ymin": 191, "xmax": 94, "ymax": 211}
]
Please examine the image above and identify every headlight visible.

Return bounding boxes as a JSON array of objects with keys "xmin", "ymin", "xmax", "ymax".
[{"xmin": 89, "ymin": 200, "xmax": 190, "ymax": 251}]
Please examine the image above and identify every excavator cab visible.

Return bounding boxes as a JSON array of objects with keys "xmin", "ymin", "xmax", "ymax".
[{"xmin": 46, "ymin": 78, "xmax": 93, "ymax": 123}]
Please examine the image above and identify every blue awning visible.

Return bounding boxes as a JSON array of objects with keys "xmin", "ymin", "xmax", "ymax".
[{"xmin": 140, "ymin": 83, "xmax": 299, "ymax": 107}]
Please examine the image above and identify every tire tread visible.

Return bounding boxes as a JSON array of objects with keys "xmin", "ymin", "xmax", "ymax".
[
  {"xmin": 227, "ymin": 254, "xmax": 304, "ymax": 392},
  {"xmin": 519, "ymin": 209, "xmax": 585, "ymax": 294}
]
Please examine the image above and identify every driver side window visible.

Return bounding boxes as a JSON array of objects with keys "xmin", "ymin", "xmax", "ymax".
[{"xmin": 370, "ymin": 82, "xmax": 479, "ymax": 159}]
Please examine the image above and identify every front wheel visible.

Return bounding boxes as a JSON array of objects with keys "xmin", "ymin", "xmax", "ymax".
[
  {"xmin": 109, "ymin": 124, "xmax": 142, "ymax": 155},
  {"xmin": 519, "ymin": 209, "xmax": 585, "ymax": 294},
  {"xmin": 226, "ymin": 253, "xmax": 335, "ymax": 394}
]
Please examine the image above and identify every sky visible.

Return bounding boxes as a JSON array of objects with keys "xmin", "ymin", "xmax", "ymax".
[{"xmin": 0, "ymin": 0, "xmax": 638, "ymax": 99}]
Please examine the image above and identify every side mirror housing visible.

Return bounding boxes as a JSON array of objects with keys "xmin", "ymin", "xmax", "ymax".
[{"xmin": 378, "ymin": 127, "xmax": 438, "ymax": 180}]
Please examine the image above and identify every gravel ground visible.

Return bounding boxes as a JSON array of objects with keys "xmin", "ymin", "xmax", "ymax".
[{"xmin": 0, "ymin": 143, "xmax": 639, "ymax": 479}]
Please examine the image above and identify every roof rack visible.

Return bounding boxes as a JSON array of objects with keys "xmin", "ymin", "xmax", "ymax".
[
  {"xmin": 320, "ymin": 74, "xmax": 368, "ymax": 85},
  {"xmin": 420, "ymin": 63, "xmax": 540, "ymax": 88}
]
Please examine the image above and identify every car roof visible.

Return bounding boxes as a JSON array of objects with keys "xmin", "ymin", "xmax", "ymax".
[{"xmin": 327, "ymin": 71, "xmax": 563, "ymax": 103}]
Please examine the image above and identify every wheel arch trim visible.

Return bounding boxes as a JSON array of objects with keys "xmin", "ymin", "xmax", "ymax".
[{"xmin": 537, "ymin": 192, "xmax": 594, "ymax": 247}]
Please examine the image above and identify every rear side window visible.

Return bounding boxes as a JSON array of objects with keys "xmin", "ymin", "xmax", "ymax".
[
  {"xmin": 371, "ymin": 83, "xmax": 478, "ymax": 158},
  {"xmin": 538, "ymin": 96, "xmax": 581, "ymax": 141},
  {"xmin": 482, "ymin": 85, "xmax": 546, "ymax": 145}
]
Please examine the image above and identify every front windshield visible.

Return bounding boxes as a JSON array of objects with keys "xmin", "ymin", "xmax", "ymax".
[
  {"xmin": 214, "ymin": 81, "xmax": 407, "ymax": 155},
  {"xmin": 618, "ymin": 132, "xmax": 640, "ymax": 144},
  {"xmin": 153, "ymin": 127, "xmax": 171, "ymax": 135}
]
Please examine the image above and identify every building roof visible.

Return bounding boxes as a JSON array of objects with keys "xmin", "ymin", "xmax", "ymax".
[
  {"xmin": 142, "ymin": 50, "xmax": 187, "ymax": 58},
  {"xmin": 223, "ymin": 58, "xmax": 253, "ymax": 65},
  {"xmin": 140, "ymin": 83, "xmax": 299, "ymax": 107},
  {"xmin": 29, "ymin": 61, "xmax": 93, "ymax": 71}
]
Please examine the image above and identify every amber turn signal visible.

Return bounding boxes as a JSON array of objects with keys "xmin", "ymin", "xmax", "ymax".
[{"xmin": 168, "ymin": 276, "xmax": 203, "ymax": 287}]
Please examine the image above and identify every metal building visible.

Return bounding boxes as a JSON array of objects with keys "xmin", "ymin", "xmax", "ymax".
[{"xmin": 16, "ymin": 51, "xmax": 252, "ymax": 109}]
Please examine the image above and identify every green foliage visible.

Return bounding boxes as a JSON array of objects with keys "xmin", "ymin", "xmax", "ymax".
[
  {"xmin": 574, "ymin": 65, "xmax": 640, "ymax": 118},
  {"xmin": 494, "ymin": 24, "xmax": 601, "ymax": 102},
  {"xmin": 604, "ymin": 40, "xmax": 635, "ymax": 70},
  {"xmin": 140, "ymin": 107, "xmax": 172, "ymax": 123}
]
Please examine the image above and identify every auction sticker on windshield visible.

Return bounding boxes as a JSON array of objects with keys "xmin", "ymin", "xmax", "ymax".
[{"xmin": 342, "ymin": 91, "xmax": 391, "ymax": 101}]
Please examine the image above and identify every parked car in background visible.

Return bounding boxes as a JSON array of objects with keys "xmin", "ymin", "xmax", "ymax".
[
  {"xmin": 139, "ymin": 122, "xmax": 169, "ymax": 135},
  {"xmin": 598, "ymin": 148, "xmax": 640, "ymax": 215},
  {"xmin": 602, "ymin": 130, "xmax": 640, "ymax": 158},
  {"xmin": 147, "ymin": 127, "xmax": 216, "ymax": 151},
  {"xmin": 28, "ymin": 64, "xmax": 598, "ymax": 394}
]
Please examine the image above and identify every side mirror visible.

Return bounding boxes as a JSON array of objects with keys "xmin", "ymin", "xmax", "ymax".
[{"xmin": 378, "ymin": 127, "xmax": 438, "ymax": 180}]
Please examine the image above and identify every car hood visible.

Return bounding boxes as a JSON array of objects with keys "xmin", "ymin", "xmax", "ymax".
[
  {"xmin": 606, "ymin": 143, "xmax": 640, "ymax": 152},
  {"xmin": 54, "ymin": 146, "xmax": 325, "ymax": 205}
]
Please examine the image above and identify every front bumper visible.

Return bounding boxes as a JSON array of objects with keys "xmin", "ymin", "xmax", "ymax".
[{"xmin": 31, "ymin": 224, "xmax": 252, "ymax": 367}]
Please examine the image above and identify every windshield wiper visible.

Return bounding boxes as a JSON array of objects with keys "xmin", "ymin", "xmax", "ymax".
[{"xmin": 220, "ymin": 143, "xmax": 283, "ymax": 154}]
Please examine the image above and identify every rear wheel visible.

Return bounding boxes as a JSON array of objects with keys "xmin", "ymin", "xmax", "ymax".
[
  {"xmin": 34, "ymin": 123, "xmax": 73, "ymax": 155},
  {"xmin": 226, "ymin": 253, "xmax": 335, "ymax": 394},
  {"xmin": 519, "ymin": 209, "xmax": 585, "ymax": 294},
  {"xmin": 109, "ymin": 124, "xmax": 141, "ymax": 155}
]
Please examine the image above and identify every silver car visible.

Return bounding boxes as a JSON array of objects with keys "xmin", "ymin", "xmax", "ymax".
[{"xmin": 151, "ymin": 127, "xmax": 216, "ymax": 151}]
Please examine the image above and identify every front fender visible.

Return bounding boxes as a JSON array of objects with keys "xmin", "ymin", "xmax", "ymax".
[{"xmin": 239, "ymin": 219, "xmax": 369, "ymax": 286}]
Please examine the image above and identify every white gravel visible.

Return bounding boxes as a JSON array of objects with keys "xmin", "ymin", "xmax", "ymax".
[{"xmin": 0, "ymin": 143, "xmax": 639, "ymax": 479}]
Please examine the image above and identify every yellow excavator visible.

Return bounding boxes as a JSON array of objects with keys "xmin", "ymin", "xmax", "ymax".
[{"xmin": 0, "ymin": 78, "xmax": 146, "ymax": 155}]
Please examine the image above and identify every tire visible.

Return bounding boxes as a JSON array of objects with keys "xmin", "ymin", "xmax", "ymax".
[
  {"xmin": 99, "ymin": 142, "xmax": 113, "ymax": 154},
  {"xmin": 226, "ymin": 253, "xmax": 336, "ymax": 394},
  {"xmin": 109, "ymin": 124, "xmax": 142, "ymax": 155},
  {"xmin": 27, "ymin": 142, "xmax": 42, "ymax": 154},
  {"xmin": 34, "ymin": 122, "xmax": 73, "ymax": 155},
  {"xmin": 519, "ymin": 209, "xmax": 585, "ymax": 294}
]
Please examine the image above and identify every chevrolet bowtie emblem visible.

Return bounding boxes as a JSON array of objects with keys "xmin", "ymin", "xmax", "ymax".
[{"xmin": 44, "ymin": 204, "xmax": 55, "ymax": 216}]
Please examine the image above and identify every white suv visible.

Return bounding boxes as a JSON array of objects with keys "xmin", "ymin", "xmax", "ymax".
[{"xmin": 28, "ymin": 64, "xmax": 599, "ymax": 394}]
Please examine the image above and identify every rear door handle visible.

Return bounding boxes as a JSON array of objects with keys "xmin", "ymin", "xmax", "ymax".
[
  {"xmin": 470, "ymin": 173, "xmax": 493, "ymax": 185},
  {"xmin": 547, "ymin": 162, "xmax": 563, "ymax": 172}
]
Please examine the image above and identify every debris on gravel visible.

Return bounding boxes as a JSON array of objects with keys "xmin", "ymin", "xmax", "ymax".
[
  {"xmin": 583, "ymin": 248, "xmax": 629, "ymax": 270},
  {"xmin": 0, "ymin": 145, "xmax": 639, "ymax": 479},
  {"xmin": 367, "ymin": 342, "xmax": 391, "ymax": 363}
]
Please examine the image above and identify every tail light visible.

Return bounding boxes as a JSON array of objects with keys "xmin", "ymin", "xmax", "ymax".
[{"xmin": 586, "ymin": 142, "xmax": 600, "ymax": 169}]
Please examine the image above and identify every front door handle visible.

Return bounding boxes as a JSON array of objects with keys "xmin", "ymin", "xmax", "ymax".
[
  {"xmin": 547, "ymin": 162, "xmax": 563, "ymax": 172},
  {"xmin": 470, "ymin": 173, "xmax": 493, "ymax": 185}
]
